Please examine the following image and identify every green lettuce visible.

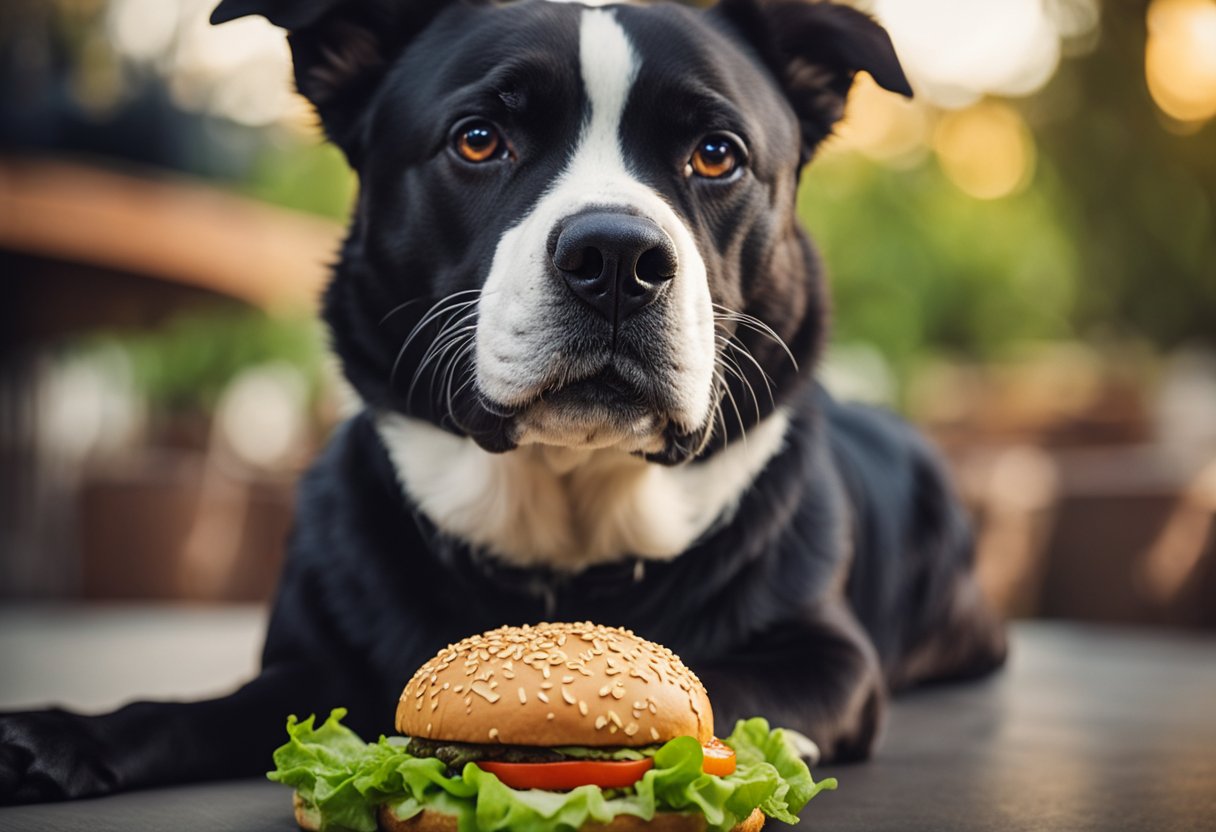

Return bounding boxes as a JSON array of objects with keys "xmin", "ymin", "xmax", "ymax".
[{"xmin": 268, "ymin": 709, "xmax": 836, "ymax": 832}]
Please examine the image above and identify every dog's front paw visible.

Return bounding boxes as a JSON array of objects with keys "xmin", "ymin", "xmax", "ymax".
[{"xmin": 0, "ymin": 709, "xmax": 120, "ymax": 805}]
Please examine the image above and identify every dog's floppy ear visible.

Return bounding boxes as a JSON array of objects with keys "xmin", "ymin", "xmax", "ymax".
[
  {"xmin": 717, "ymin": 0, "xmax": 912, "ymax": 163},
  {"xmin": 211, "ymin": 0, "xmax": 451, "ymax": 160}
]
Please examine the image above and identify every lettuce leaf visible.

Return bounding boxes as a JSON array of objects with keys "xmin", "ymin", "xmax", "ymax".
[{"xmin": 268, "ymin": 709, "xmax": 836, "ymax": 832}]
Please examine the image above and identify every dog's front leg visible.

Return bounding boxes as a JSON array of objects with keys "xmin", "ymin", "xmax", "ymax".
[
  {"xmin": 692, "ymin": 599, "xmax": 885, "ymax": 763},
  {"xmin": 0, "ymin": 660, "xmax": 340, "ymax": 805}
]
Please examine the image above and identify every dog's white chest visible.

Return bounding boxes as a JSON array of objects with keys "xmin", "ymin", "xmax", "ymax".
[{"xmin": 375, "ymin": 411, "xmax": 789, "ymax": 571}]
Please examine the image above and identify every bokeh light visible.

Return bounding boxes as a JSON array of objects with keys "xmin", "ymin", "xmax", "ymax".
[
  {"xmin": 871, "ymin": 0, "xmax": 1098, "ymax": 108},
  {"xmin": 934, "ymin": 102, "xmax": 1035, "ymax": 200},
  {"xmin": 832, "ymin": 74, "xmax": 933, "ymax": 166},
  {"xmin": 1145, "ymin": 0, "xmax": 1216, "ymax": 124},
  {"xmin": 106, "ymin": 0, "xmax": 306, "ymax": 129}
]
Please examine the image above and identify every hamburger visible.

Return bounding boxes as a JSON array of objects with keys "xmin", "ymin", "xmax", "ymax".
[{"xmin": 270, "ymin": 623, "xmax": 835, "ymax": 832}]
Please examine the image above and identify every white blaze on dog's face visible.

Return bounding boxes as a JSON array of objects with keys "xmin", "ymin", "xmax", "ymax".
[{"xmin": 477, "ymin": 9, "xmax": 715, "ymax": 455}]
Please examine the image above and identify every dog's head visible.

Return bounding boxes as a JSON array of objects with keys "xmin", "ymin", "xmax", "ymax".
[{"xmin": 215, "ymin": 0, "xmax": 909, "ymax": 464}]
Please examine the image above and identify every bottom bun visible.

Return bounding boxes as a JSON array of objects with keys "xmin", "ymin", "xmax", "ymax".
[
  {"xmin": 293, "ymin": 792, "xmax": 765, "ymax": 832},
  {"xmin": 377, "ymin": 805, "xmax": 766, "ymax": 832}
]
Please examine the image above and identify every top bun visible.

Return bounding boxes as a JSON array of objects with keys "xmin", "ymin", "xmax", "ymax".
[{"xmin": 396, "ymin": 623, "xmax": 713, "ymax": 747}]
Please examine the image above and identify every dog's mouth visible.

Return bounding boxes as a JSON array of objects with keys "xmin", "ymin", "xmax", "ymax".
[
  {"xmin": 465, "ymin": 351, "xmax": 714, "ymax": 462},
  {"xmin": 508, "ymin": 367, "xmax": 669, "ymax": 453}
]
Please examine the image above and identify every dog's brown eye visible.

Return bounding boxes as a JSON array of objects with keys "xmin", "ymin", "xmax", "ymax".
[
  {"xmin": 454, "ymin": 121, "xmax": 502, "ymax": 163},
  {"xmin": 690, "ymin": 135, "xmax": 742, "ymax": 179}
]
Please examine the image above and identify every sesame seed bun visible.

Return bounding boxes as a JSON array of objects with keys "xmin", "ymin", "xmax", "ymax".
[
  {"xmin": 396, "ymin": 623, "xmax": 714, "ymax": 747},
  {"xmin": 295, "ymin": 795, "xmax": 765, "ymax": 832},
  {"xmin": 376, "ymin": 805, "xmax": 765, "ymax": 832}
]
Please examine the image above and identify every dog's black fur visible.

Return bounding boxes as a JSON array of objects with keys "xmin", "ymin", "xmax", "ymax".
[{"xmin": 0, "ymin": 0, "xmax": 1006, "ymax": 805}]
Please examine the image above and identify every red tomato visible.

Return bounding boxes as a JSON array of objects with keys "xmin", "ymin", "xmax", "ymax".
[
  {"xmin": 477, "ymin": 759, "xmax": 655, "ymax": 790},
  {"xmin": 477, "ymin": 739, "xmax": 738, "ymax": 790}
]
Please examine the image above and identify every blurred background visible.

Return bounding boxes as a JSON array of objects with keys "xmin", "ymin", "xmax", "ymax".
[{"xmin": 1, "ymin": 0, "xmax": 1214, "ymax": 631}]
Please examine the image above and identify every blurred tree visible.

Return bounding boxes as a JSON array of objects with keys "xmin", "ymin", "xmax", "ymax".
[
  {"xmin": 802, "ymin": 0, "xmax": 1215, "ymax": 397},
  {"xmin": 1031, "ymin": 0, "xmax": 1216, "ymax": 349}
]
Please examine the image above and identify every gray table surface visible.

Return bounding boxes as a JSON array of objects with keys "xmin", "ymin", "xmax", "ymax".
[{"xmin": 0, "ymin": 608, "xmax": 1214, "ymax": 832}]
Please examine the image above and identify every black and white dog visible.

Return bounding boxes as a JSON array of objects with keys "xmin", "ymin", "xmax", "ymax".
[{"xmin": 0, "ymin": 0, "xmax": 1006, "ymax": 804}]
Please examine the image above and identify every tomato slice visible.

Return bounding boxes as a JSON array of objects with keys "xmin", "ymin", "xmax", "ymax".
[
  {"xmin": 477, "ymin": 740, "xmax": 737, "ymax": 790},
  {"xmin": 478, "ymin": 759, "xmax": 654, "ymax": 790},
  {"xmin": 701, "ymin": 738, "xmax": 737, "ymax": 777}
]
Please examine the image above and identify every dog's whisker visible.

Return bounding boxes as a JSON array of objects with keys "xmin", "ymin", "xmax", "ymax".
[
  {"xmin": 711, "ymin": 304, "xmax": 799, "ymax": 371},
  {"xmin": 709, "ymin": 370, "xmax": 731, "ymax": 452},
  {"xmin": 715, "ymin": 336, "xmax": 771, "ymax": 427},
  {"xmin": 717, "ymin": 333, "xmax": 777, "ymax": 406},
  {"xmin": 444, "ymin": 341, "xmax": 480, "ymax": 426},
  {"xmin": 716, "ymin": 351, "xmax": 762, "ymax": 426},
  {"xmin": 409, "ymin": 320, "xmax": 478, "ymax": 408},
  {"xmin": 396, "ymin": 295, "xmax": 482, "ymax": 358},
  {"xmin": 393, "ymin": 294, "xmax": 482, "ymax": 400},
  {"xmin": 435, "ymin": 331, "xmax": 477, "ymax": 408},
  {"xmin": 717, "ymin": 368, "xmax": 748, "ymax": 449},
  {"xmin": 379, "ymin": 289, "xmax": 482, "ymax": 327},
  {"xmin": 405, "ymin": 321, "xmax": 471, "ymax": 403}
]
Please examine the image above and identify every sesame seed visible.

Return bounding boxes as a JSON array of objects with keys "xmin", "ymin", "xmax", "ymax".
[
  {"xmin": 541, "ymin": 681, "xmax": 553, "ymax": 690},
  {"xmin": 608, "ymin": 710, "xmax": 622, "ymax": 727},
  {"xmin": 563, "ymin": 676, "xmax": 575, "ymax": 684},
  {"xmin": 651, "ymin": 727, "xmax": 661, "ymax": 741},
  {"xmin": 625, "ymin": 724, "xmax": 639, "ymax": 736},
  {"xmin": 578, "ymin": 701, "xmax": 589, "ymax": 716},
  {"xmin": 562, "ymin": 688, "xmax": 577, "ymax": 705},
  {"xmin": 537, "ymin": 691, "xmax": 550, "ymax": 704},
  {"xmin": 595, "ymin": 715, "xmax": 608, "ymax": 730},
  {"xmin": 547, "ymin": 712, "xmax": 556, "ymax": 720},
  {"xmin": 471, "ymin": 680, "xmax": 500, "ymax": 704},
  {"xmin": 518, "ymin": 688, "xmax": 527, "ymax": 704},
  {"xmin": 598, "ymin": 684, "xmax": 612, "ymax": 697},
  {"xmin": 611, "ymin": 688, "xmax": 625, "ymax": 700},
  {"xmin": 489, "ymin": 728, "xmax": 500, "ymax": 741}
]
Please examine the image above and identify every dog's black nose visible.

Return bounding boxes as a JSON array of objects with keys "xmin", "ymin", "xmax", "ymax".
[{"xmin": 552, "ymin": 212, "xmax": 678, "ymax": 322}]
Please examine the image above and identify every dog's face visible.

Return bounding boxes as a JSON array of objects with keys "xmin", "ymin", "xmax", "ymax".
[{"xmin": 215, "ymin": 0, "xmax": 910, "ymax": 464}]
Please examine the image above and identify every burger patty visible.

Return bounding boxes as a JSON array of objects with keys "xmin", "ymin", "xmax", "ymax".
[
  {"xmin": 404, "ymin": 738, "xmax": 658, "ymax": 770},
  {"xmin": 405, "ymin": 738, "xmax": 567, "ymax": 768}
]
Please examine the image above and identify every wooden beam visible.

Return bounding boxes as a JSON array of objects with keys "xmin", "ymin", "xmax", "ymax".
[{"xmin": 0, "ymin": 157, "xmax": 344, "ymax": 311}]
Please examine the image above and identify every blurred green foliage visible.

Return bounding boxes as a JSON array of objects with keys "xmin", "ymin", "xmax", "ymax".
[
  {"xmin": 239, "ymin": 137, "xmax": 356, "ymax": 222},
  {"xmin": 86, "ymin": 311, "xmax": 326, "ymax": 414},
  {"xmin": 800, "ymin": 154, "xmax": 1079, "ymax": 381},
  {"xmin": 801, "ymin": 4, "xmax": 1215, "ymax": 393}
]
